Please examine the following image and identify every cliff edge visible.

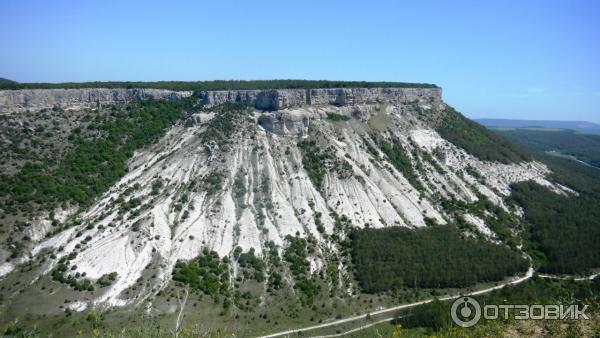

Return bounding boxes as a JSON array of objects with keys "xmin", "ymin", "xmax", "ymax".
[{"xmin": 0, "ymin": 87, "xmax": 442, "ymax": 113}]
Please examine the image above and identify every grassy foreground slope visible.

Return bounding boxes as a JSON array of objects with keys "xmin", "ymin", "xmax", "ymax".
[{"xmin": 355, "ymin": 277, "xmax": 600, "ymax": 337}]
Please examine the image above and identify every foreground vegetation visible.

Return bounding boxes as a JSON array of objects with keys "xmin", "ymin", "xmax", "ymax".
[
  {"xmin": 395, "ymin": 277, "xmax": 600, "ymax": 336},
  {"xmin": 5, "ymin": 276, "xmax": 595, "ymax": 337}
]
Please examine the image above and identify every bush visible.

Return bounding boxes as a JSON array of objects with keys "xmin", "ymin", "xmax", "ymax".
[
  {"xmin": 203, "ymin": 172, "xmax": 224, "ymax": 195},
  {"xmin": 172, "ymin": 249, "xmax": 230, "ymax": 301},
  {"xmin": 326, "ymin": 112, "xmax": 351, "ymax": 121},
  {"xmin": 97, "ymin": 272, "xmax": 118, "ymax": 287}
]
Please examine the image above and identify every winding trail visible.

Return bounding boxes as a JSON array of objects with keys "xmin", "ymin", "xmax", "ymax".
[
  {"xmin": 258, "ymin": 268, "xmax": 534, "ymax": 338},
  {"xmin": 303, "ymin": 268, "xmax": 600, "ymax": 338},
  {"xmin": 537, "ymin": 272, "xmax": 600, "ymax": 281},
  {"xmin": 311, "ymin": 317, "xmax": 396, "ymax": 338}
]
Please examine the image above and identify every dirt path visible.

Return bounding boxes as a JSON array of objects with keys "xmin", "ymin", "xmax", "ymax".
[{"xmin": 258, "ymin": 268, "xmax": 534, "ymax": 338}]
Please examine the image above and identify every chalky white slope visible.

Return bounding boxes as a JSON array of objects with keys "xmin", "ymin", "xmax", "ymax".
[{"xmin": 30, "ymin": 102, "xmax": 569, "ymax": 307}]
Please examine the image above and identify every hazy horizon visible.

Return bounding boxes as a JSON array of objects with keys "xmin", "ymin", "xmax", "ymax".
[{"xmin": 1, "ymin": 0, "xmax": 599, "ymax": 123}]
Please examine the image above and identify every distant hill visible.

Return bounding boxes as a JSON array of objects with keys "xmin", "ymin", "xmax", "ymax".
[
  {"xmin": 476, "ymin": 118, "xmax": 600, "ymax": 134},
  {"xmin": 492, "ymin": 128, "xmax": 600, "ymax": 168},
  {"xmin": 0, "ymin": 77, "xmax": 17, "ymax": 84}
]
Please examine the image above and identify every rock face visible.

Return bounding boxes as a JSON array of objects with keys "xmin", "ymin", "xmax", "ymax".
[
  {"xmin": 0, "ymin": 88, "xmax": 194, "ymax": 113},
  {"xmin": 257, "ymin": 109, "xmax": 312, "ymax": 136},
  {"xmin": 199, "ymin": 87, "xmax": 442, "ymax": 110},
  {"xmin": 351, "ymin": 105, "xmax": 372, "ymax": 122},
  {"xmin": 0, "ymin": 87, "xmax": 442, "ymax": 113},
  {"xmin": 22, "ymin": 105, "xmax": 568, "ymax": 308}
]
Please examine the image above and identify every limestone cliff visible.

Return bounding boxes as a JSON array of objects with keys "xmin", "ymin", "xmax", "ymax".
[
  {"xmin": 199, "ymin": 87, "xmax": 442, "ymax": 110},
  {"xmin": 0, "ymin": 87, "xmax": 442, "ymax": 113},
  {"xmin": 0, "ymin": 88, "xmax": 193, "ymax": 113}
]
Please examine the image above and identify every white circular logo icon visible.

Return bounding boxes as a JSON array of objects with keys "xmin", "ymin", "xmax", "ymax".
[{"xmin": 451, "ymin": 296, "xmax": 481, "ymax": 327}]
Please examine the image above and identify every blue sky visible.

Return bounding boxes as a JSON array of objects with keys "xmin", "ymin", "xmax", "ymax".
[{"xmin": 1, "ymin": 0, "xmax": 599, "ymax": 122}]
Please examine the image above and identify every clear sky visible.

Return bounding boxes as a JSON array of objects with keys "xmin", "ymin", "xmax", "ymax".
[{"xmin": 1, "ymin": 0, "xmax": 599, "ymax": 122}]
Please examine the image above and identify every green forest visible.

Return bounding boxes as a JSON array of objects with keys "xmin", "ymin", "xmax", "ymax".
[
  {"xmin": 468, "ymin": 123, "xmax": 600, "ymax": 275},
  {"xmin": 0, "ymin": 79, "xmax": 437, "ymax": 91},
  {"xmin": 437, "ymin": 107, "xmax": 531, "ymax": 164},
  {"xmin": 510, "ymin": 155, "xmax": 600, "ymax": 275},
  {"xmin": 349, "ymin": 225, "xmax": 528, "ymax": 292},
  {"xmin": 0, "ymin": 98, "xmax": 193, "ymax": 213},
  {"xmin": 451, "ymin": 121, "xmax": 600, "ymax": 275}
]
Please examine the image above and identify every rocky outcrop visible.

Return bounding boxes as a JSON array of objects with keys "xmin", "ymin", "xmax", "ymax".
[
  {"xmin": 257, "ymin": 109, "xmax": 311, "ymax": 136},
  {"xmin": 0, "ymin": 88, "xmax": 193, "ymax": 113},
  {"xmin": 199, "ymin": 87, "xmax": 442, "ymax": 110},
  {"xmin": 351, "ymin": 105, "xmax": 373, "ymax": 122},
  {"xmin": 184, "ymin": 112, "xmax": 215, "ymax": 127}
]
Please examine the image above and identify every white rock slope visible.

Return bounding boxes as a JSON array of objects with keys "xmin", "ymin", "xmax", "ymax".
[{"xmin": 14, "ymin": 93, "xmax": 570, "ymax": 308}]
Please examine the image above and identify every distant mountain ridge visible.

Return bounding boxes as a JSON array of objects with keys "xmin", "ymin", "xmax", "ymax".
[
  {"xmin": 476, "ymin": 118, "xmax": 600, "ymax": 134},
  {"xmin": 0, "ymin": 77, "xmax": 17, "ymax": 84}
]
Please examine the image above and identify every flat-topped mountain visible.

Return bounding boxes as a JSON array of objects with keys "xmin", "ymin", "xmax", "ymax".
[
  {"xmin": 0, "ymin": 81, "xmax": 598, "ymax": 337},
  {"xmin": 0, "ymin": 86, "xmax": 441, "ymax": 113}
]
